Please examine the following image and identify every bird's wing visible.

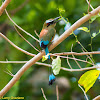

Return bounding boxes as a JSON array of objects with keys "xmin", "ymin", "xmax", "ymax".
[{"xmin": 40, "ymin": 28, "xmax": 55, "ymax": 42}]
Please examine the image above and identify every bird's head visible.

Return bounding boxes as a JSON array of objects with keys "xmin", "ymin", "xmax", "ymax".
[{"xmin": 43, "ymin": 16, "xmax": 61, "ymax": 29}]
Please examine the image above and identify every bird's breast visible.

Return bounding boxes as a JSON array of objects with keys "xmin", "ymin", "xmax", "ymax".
[{"xmin": 39, "ymin": 29, "xmax": 48, "ymax": 38}]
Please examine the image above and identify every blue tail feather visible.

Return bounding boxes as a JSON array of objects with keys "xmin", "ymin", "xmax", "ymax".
[
  {"xmin": 45, "ymin": 46, "xmax": 50, "ymax": 59},
  {"xmin": 49, "ymin": 74, "xmax": 56, "ymax": 85},
  {"xmin": 40, "ymin": 41, "xmax": 56, "ymax": 85}
]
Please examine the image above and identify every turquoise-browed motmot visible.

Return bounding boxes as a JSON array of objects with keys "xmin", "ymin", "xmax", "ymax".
[{"xmin": 39, "ymin": 16, "xmax": 61, "ymax": 85}]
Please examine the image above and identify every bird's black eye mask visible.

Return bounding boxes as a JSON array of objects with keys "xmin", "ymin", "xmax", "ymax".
[
  {"xmin": 46, "ymin": 20, "xmax": 54, "ymax": 27},
  {"xmin": 46, "ymin": 16, "xmax": 61, "ymax": 27}
]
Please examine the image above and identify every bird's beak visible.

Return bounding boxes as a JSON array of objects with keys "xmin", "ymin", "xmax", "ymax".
[
  {"xmin": 46, "ymin": 16, "xmax": 61, "ymax": 27},
  {"xmin": 52, "ymin": 16, "xmax": 61, "ymax": 23}
]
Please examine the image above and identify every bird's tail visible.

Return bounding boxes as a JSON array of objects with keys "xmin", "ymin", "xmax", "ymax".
[
  {"xmin": 45, "ymin": 46, "xmax": 50, "ymax": 59},
  {"xmin": 45, "ymin": 47, "xmax": 56, "ymax": 85}
]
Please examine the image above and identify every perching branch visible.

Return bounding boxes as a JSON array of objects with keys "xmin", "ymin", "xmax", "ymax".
[
  {"xmin": 0, "ymin": 0, "xmax": 11, "ymax": 16},
  {"xmin": 0, "ymin": 6, "xmax": 100, "ymax": 96}
]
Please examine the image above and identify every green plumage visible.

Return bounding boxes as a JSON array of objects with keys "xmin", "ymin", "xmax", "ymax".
[{"xmin": 39, "ymin": 26, "xmax": 56, "ymax": 42}]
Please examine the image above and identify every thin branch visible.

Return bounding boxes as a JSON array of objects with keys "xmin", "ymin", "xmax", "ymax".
[
  {"xmin": 71, "ymin": 44, "xmax": 81, "ymax": 69},
  {"xmin": 41, "ymin": 88, "xmax": 47, "ymax": 100},
  {"xmin": 0, "ymin": 0, "xmax": 11, "ymax": 16},
  {"xmin": 0, "ymin": 61, "xmax": 100, "ymax": 72},
  {"xmin": 67, "ymin": 55, "xmax": 72, "ymax": 69},
  {"xmin": 78, "ymin": 84, "xmax": 89, "ymax": 100},
  {"xmin": 86, "ymin": 0, "xmax": 94, "ymax": 10},
  {"xmin": 0, "ymin": 61, "xmax": 27, "ymax": 63},
  {"xmin": 82, "ymin": 49, "xmax": 95, "ymax": 65},
  {"xmin": 51, "ymin": 54, "xmax": 94, "ymax": 66},
  {"xmin": 14, "ymin": 26, "xmax": 39, "ymax": 52},
  {"xmin": 53, "ymin": 51, "xmax": 100, "ymax": 56},
  {"xmin": 4, "ymin": 68, "xmax": 14, "ymax": 77},
  {"xmin": 88, "ymin": 0, "xmax": 91, "ymax": 13},
  {"xmin": 0, "ymin": 6, "xmax": 100, "ymax": 96},
  {"xmin": 0, "ymin": 32, "xmax": 35, "ymax": 56},
  {"xmin": 34, "ymin": 30, "xmax": 39, "ymax": 38},
  {"xmin": 56, "ymin": 85, "xmax": 59, "ymax": 100},
  {"xmin": 5, "ymin": 9, "xmax": 40, "ymax": 43}
]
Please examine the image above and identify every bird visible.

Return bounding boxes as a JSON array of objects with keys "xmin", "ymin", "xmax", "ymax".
[{"xmin": 39, "ymin": 16, "xmax": 61, "ymax": 85}]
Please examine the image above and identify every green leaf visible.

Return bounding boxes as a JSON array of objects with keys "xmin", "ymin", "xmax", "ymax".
[
  {"xmin": 78, "ymin": 70, "xmax": 100, "ymax": 93},
  {"xmin": 52, "ymin": 56, "xmax": 61, "ymax": 75},
  {"xmin": 90, "ymin": 13, "xmax": 100, "ymax": 23},
  {"xmin": 77, "ymin": 27, "xmax": 90, "ymax": 32}
]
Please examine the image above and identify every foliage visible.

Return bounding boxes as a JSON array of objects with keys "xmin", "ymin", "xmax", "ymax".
[
  {"xmin": 52, "ymin": 56, "xmax": 61, "ymax": 75},
  {"xmin": 78, "ymin": 70, "xmax": 100, "ymax": 93}
]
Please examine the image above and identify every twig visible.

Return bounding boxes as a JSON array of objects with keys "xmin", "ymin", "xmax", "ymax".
[
  {"xmin": 93, "ymin": 95, "xmax": 100, "ymax": 100},
  {"xmin": 0, "ymin": 0, "xmax": 11, "ymax": 16},
  {"xmin": 51, "ymin": 54, "xmax": 94, "ymax": 65},
  {"xmin": 88, "ymin": 0, "xmax": 91, "ymax": 13},
  {"xmin": 0, "ymin": 6, "xmax": 100, "ymax": 96},
  {"xmin": 41, "ymin": 88, "xmax": 47, "ymax": 100},
  {"xmin": 34, "ymin": 30, "xmax": 39, "ymax": 37},
  {"xmin": 78, "ymin": 84, "xmax": 88, "ymax": 100},
  {"xmin": 82, "ymin": 49, "xmax": 95, "ymax": 65},
  {"xmin": 67, "ymin": 55, "xmax": 72, "ymax": 69},
  {"xmin": 56, "ymin": 85, "xmax": 59, "ymax": 100},
  {"xmin": 0, "ymin": 61, "xmax": 100, "ymax": 72},
  {"xmin": 4, "ymin": 68, "xmax": 14, "ymax": 77},
  {"xmin": 14, "ymin": 26, "xmax": 39, "ymax": 52},
  {"xmin": 5, "ymin": 9, "xmax": 40, "ymax": 43},
  {"xmin": 0, "ymin": 32, "xmax": 35, "ymax": 56},
  {"xmin": 0, "ymin": 61, "xmax": 27, "ymax": 63},
  {"xmin": 71, "ymin": 44, "xmax": 81, "ymax": 69},
  {"xmin": 86, "ymin": 0, "xmax": 94, "ymax": 10},
  {"xmin": 53, "ymin": 51, "xmax": 100, "ymax": 56}
]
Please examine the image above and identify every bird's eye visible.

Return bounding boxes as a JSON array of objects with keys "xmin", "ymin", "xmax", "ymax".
[{"xmin": 47, "ymin": 23, "xmax": 50, "ymax": 27}]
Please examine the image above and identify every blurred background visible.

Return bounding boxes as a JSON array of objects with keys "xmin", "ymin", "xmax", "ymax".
[{"xmin": 0, "ymin": 0, "xmax": 100, "ymax": 100}]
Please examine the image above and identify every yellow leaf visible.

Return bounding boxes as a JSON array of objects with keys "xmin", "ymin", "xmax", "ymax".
[
  {"xmin": 77, "ymin": 27, "xmax": 90, "ymax": 32},
  {"xmin": 42, "ymin": 54, "xmax": 49, "ymax": 62},
  {"xmin": 78, "ymin": 70, "xmax": 100, "ymax": 93}
]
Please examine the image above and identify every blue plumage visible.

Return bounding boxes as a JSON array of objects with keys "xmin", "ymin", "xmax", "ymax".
[
  {"xmin": 39, "ymin": 40, "xmax": 50, "ymax": 59},
  {"xmin": 45, "ymin": 47, "xmax": 50, "ymax": 59},
  {"xmin": 49, "ymin": 74, "xmax": 56, "ymax": 85}
]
